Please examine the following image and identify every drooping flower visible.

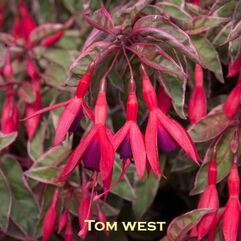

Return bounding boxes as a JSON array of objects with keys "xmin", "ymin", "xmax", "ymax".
[
  {"xmin": 58, "ymin": 88, "xmax": 115, "ymax": 192},
  {"xmin": 188, "ymin": 64, "xmax": 207, "ymax": 124},
  {"xmin": 222, "ymin": 163, "xmax": 240, "ymax": 241},
  {"xmin": 58, "ymin": 209, "xmax": 69, "ymax": 234},
  {"xmin": 113, "ymin": 85, "xmax": 146, "ymax": 178},
  {"xmin": 1, "ymin": 52, "xmax": 19, "ymax": 134},
  {"xmin": 43, "ymin": 189, "xmax": 59, "ymax": 241},
  {"xmin": 41, "ymin": 31, "xmax": 64, "ymax": 47},
  {"xmin": 78, "ymin": 181, "xmax": 92, "ymax": 238},
  {"xmin": 223, "ymin": 74, "xmax": 241, "ymax": 119},
  {"xmin": 1, "ymin": 89, "xmax": 19, "ymax": 134},
  {"xmin": 64, "ymin": 219, "xmax": 73, "ymax": 241},
  {"xmin": 140, "ymin": 65, "xmax": 200, "ymax": 178},
  {"xmin": 23, "ymin": 65, "xmax": 95, "ymax": 145},
  {"xmin": 227, "ymin": 54, "xmax": 241, "ymax": 78},
  {"xmin": 195, "ymin": 153, "xmax": 219, "ymax": 240},
  {"xmin": 19, "ymin": 0, "xmax": 37, "ymax": 45}
]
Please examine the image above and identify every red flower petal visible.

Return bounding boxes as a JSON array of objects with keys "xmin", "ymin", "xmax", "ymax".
[
  {"xmin": 22, "ymin": 99, "xmax": 70, "ymax": 121},
  {"xmin": 98, "ymin": 126, "xmax": 115, "ymax": 192},
  {"xmin": 82, "ymin": 101, "xmax": 94, "ymax": 121},
  {"xmin": 156, "ymin": 109, "xmax": 200, "ymax": 163},
  {"xmin": 188, "ymin": 86, "xmax": 207, "ymax": 124},
  {"xmin": 130, "ymin": 122, "xmax": 146, "ymax": 179},
  {"xmin": 145, "ymin": 112, "xmax": 162, "ymax": 178},
  {"xmin": 58, "ymin": 126, "xmax": 98, "ymax": 181},
  {"xmin": 54, "ymin": 97, "xmax": 83, "ymax": 146},
  {"xmin": 113, "ymin": 122, "xmax": 131, "ymax": 150}
]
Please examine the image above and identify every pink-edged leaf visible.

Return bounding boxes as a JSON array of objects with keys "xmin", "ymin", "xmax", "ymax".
[
  {"xmin": 226, "ymin": 19, "xmax": 241, "ymax": 42},
  {"xmin": 132, "ymin": 15, "xmax": 200, "ymax": 63},
  {"xmin": 187, "ymin": 16, "xmax": 228, "ymax": 35},
  {"xmin": 82, "ymin": 101, "xmax": 94, "ymax": 121},
  {"xmin": 113, "ymin": 122, "xmax": 131, "ymax": 150},
  {"xmin": 130, "ymin": 123, "xmax": 146, "ymax": 179},
  {"xmin": 82, "ymin": 7, "xmax": 114, "ymax": 34},
  {"xmin": 128, "ymin": 43, "xmax": 186, "ymax": 79},
  {"xmin": 156, "ymin": 109, "xmax": 200, "ymax": 164},
  {"xmin": 68, "ymin": 41, "xmax": 117, "ymax": 82},
  {"xmin": 22, "ymin": 100, "xmax": 70, "ymax": 121},
  {"xmin": 58, "ymin": 126, "xmax": 98, "ymax": 181},
  {"xmin": 54, "ymin": 97, "xmax": 83, "ymax": 146},
  {"xmin": 145, "ymin": 112, "xmax": 162, "ymax": 178},
  {"xmin": 167, "ymin": 209, "xmax": 212, "ymax": 241},
  {"xmin": 98, "ymin": 126, "xmax": 115, "ymax": 192}
]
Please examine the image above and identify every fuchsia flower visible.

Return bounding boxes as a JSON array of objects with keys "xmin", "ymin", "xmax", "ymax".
[
  {"xmin": 222, "ymin": 163, "xmax": 240, "ymax": 241},
  {"xmin": 58, "ymin": 209, "xmax": 69, "ymax": 234},
  {"xmin": 23, "ymin": 66, "xmax": 94, "ymax": 145},
  {"xmin": 140, "ymin": 65, "xmax": 200, "ymax": 178},
  {"xmin": 0, "ymin": 4, "xmax": 3, "ymax": 28},
  {"xmin": 190, "ymin": 0, "xmax": 200, "ymax": 5},
  {"xmin": 58, "ymin": 88, "xmax": 115, "ymax": 192},
  {"xmin": 188, "ymin": 64, "xmax": 207, "ymax": 124},
  {"xmin": 43, "ymin": 189, "xmax": 59, "ymax": 241},
  {"xmin": 41, "ymin": 31, "xmax": 64, "ymax": 47},
  {"xmin": 223, "ymin": 74, "xmax": 241, "ymax": 119},
  {"xmin": 19, "ymin": 0, "xmax": 37, "ymax": 45},
  {"xmin": 194, "ymin": 153, "xmax": 219, "ymax": 240},
  {"xmin": 227, "ymin": 54, "xmax": 241, "ymax": 78},
  {"xmin": 1, "ymin": 89, "xmax": 19, "ymax": 134},
  {"xmin": 64, "ymin": 219, "xmax": 73, "ymax": 241},
  {"xmin": 24, "ymin": 58, "xmax": 42, "ymax": 140},
  {"xmin": 113, "ymin": 85, "xmax": 146, "ymax": 178},
  {"xmin": 1, "ymin": 52, "xmax": 19, "ymax": 134},
  {"xmin": 78, "ymin": 181, "xmax": 92, "ymax": 238}
]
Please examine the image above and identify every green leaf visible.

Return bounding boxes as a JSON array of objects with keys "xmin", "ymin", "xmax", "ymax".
[
  {"xmin": 167, "ymin": 209, "xmax": 211, "ymax": 241},
  {"xmin": 27, "ymin": 122, "xmax": 47, "ymax": 161},
  {"xmin": 17, "ymin": 83, "xmax": 36, "ymax": 103},
  {"xmin": 111, "ymin": 160, "xmax": 137, "ymax": 201},
  {"xmin": 0, "ymin": 168, "xmax": 12, "ymax": 232},
  {"xmin": 191, "ymin": 36, "xmax": 224, "ymax": 83},
  {"xmin": 25, "ymin": 166, "xmax": 61, "ymax": 185},
  {"xmin": 227, "ymin": 20, "xmax": 241, "ymax": 42},
  {"xmin": 187, "ymin": 16, "xmax": 228, "ymax": 35},
  {"xmin": 0, "ymin": 132, "xmax": 17, "ymax": 151},
  {"xmin": 190, "ymin": 128, "xmax": 236, "ymax": 195},
  {"xmin": 159, "ymin": 72, "xmax": 187, "ymax": 119},
  {"xmin": 212, "ymin": 22, "xmax": 232, "ymax": 46},
  {"xmin": 33, "ymin": 146, "xmax": 71, "ymax": 168},
  {"xmin": 0, "ymin": 155, "xmax": 39, "ymax": 239},
  {"xmin": 133, "ymin": 172, "xmax": 159, "ymax": 218},
  {"xmin": 188, "ymin": 112, "xmax": 232, "ymax": 143}
]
